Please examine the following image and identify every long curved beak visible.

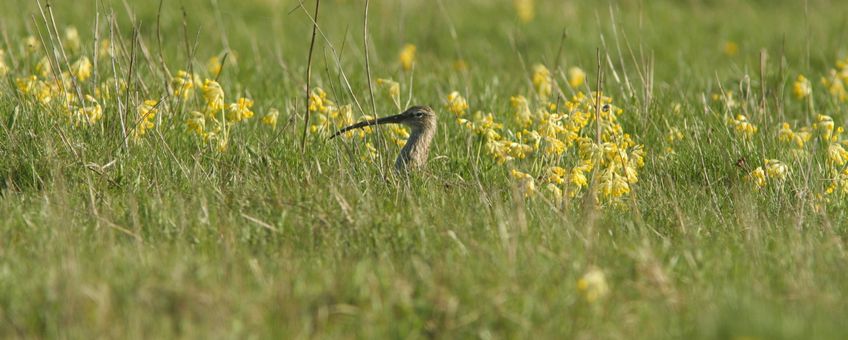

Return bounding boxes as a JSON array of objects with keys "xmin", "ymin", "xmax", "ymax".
[{"xmin": 329, "ymin": 112, "xmax": 408, "ymax": 139}]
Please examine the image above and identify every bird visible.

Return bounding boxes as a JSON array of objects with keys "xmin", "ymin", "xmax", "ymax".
[{"xmin": 330, "ymin": 106, "xmax": 437, "ymax": 171}]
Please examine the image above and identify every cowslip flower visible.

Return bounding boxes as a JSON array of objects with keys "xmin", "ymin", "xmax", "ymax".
[
  {"xmin": 133, "ymin": 99, "xmax": 159, "ymax": 140},
  {"xmin": 207, "ymin": 56, "xmax": 222, "ymax": 76},
  {"xmin": 71, "ymin": 57, "xmax": 92, "ymax": 82},
  {"xmin": 827, "ymin": 142, "xmax": 848, "ymax": 166},
  {"xmin": 262, "ymin": 108, "xmax": 279, "ymax": 129},
  {"xmin": 399, "ymin": 44, "xmax": 416, "ymax": 71},
  {"xmin": 723, "ymin": 41, "xmax": 739, "ymax": 56},
  {"xmin": 510, "ymin": 95, "xmax": 533, "ymax": 127},
  {"xmin": 793, "ymin": 75, "xmax": 812, "ymax": 100},
  {"xmin": 376, "ymin": 78, "xmax": 401, "ymax": 108},
  {"xmin": 98, "ymin": 39, "xmax": 112, "ymax": 58},
  {"xmin": 72, "ymin": 95, "xmax": 103, "ymax": 126},
  {"xmin": 202, "ymin": 79, "xmax": 225, "ymax": 113},
  {"xmin": 171, "ymin": 70, "xmax": 195, "ymax": 100},
  {"xmin": 729, "ymin": 114, "xmax": 757, "ymax": 140},
  {"xmin": 513, "ymin": 0, "xmax": 534, "ymax": 23},
  {"xmin": 24, "ymin": 36, "xmax": 40, "ymax": 54},
  {"xmin": 747, "ymin": 167, "xmax": 767, "ymax": 189},
  {"xmin": 532, "ymin": 64, "xmax": 552, "ymax": 99},
  {"xmin": 510, "ymin": 169, "xmax": 536, "ymax": 197},
  {"xmin": 446, "ymin": 91, "xmax": 469, "ymax": 117},
  {"xmin": 65, "ymin": 26, "xmax": 81, "ymax": 53},
  {"xmin": 226, "ymin": 97, "xmax": 255, "ymax": 123},
  {"xmin": 821, "ymin": 70, "xmax": 847, "ymax": 102},
  {"xmin": 0, "ymin": 49, "xmax": 8, "ymax": 76},
  {"xmin": 577, "ymin": 267, "xmax": 609, "ymax": 303},
  {"xmin": 453, "ymin": 59, "xmax": 468, "ymax": 72},
  {"xmin": 568, "ymin": 67, "xmax": 586, "ymax": 88},
  {"xmin": 186, "ymin": 111, "xmax": 207, "ymax": 138},
  {"xmin": 600, "ymin": 167, "xmax": 630, "ymax": 198},
  {"xmin": 35, "ymin": 57, "xmax": 51, "ymax": 78},
  {"xmin": 814, "ymin": 114, "xmax": 835, "ymax": 141},
  {"xmin": 764, "ymin": 159, "xmax": 788, "ymax": 181}
]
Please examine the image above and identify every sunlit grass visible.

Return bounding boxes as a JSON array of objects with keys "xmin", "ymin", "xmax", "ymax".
[{"xmin": 1, "ymin": 0, "xmax": 848, "ymax": 338}]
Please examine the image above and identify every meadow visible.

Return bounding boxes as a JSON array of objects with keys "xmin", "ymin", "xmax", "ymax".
[{"xmin": 1, "ymin": 0, "xmax": 848, "ymax": 338}]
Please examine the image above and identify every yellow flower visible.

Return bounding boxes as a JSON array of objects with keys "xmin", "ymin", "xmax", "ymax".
[
  {"xmin": 308, "ymin": 88, "xmax": 333, "ymax": 113},
  {"xmin": 207, "ymin": 56, "xmax": 222, "ymax": 76},
  {"xmin": 446, "ymin": 91, "xmax": 469, "ymax": 117},
  {"xmin": 71, "ymin": 57, "xmax": 92, "ymax": 82},
  {"xmin": 262, "ymin": 108, "xmax": 279, "ymax": 129},
  {"xmin": 827, "ymin": 142, "xmax": 848, "ymax": 166},
  {"xmin": 814, "ymin": 114, "xmax": 835, "ymax": 141},
  {"xmin": 376, "ymin": 78, "xmax": 401, "ymax": 107},
  {"xmin": 133, "ymin": 99, "xmax": 159, "ymax": 140},
  {"xmin": 71, "ymin": 95, "xmax": 103, "ymax": 126},
  {"xmin": 35, "ymin": 57, "xmax": 51, "ymax": 78},
  {"xmin": 532, "ymin": 64, "xmax": 552, "ymax": 100},
  {"xmin": 723, "ymin": 41, "xmax": 739, "ymax": 56},
  {"xmin": 764, "ymin": 159, "xmax": 787, "ymax": 181},
  {"xmin": 577, "ymin": 267, "xmax": 609, "ymax": 303},
  {"xmin": 389, "ymin": 124, "xmax": 410, "ymax": 147},
  {"xmin": 24, "ymin": 36, "xmax": 40, "ymax": 54},
  {"xmin": 545, "ymin": 183, "xmax": 563, "ymax": 201},
  {"xmin": 171, "ymin": 70, "xmax": 195, "ymax": 100},
  {"xmin": 510, "ymin": 95, "xmax": 533, "ymax": 127},
  {"xmin": 186, "ymin": 111, "xmax": 207, "ymax": 138},
  {"xmin": 226, "ymin": 97, "xmax": 255, "ymax": 123},
  {"xmin": 510, "ymin": 169, "xmax": 536, "ymax": 197},
  {"xmin": 217, "ymin": 135, "xmax": 229, "ymax": 152},
  {"xmin": 453, "ymin": 59, "xmax": 468, "ymax": 72},
  {"xmin": 568, "ymin": 67, "xmax": 586, "ymax": 88},
  {"xmin": 543, "ymin": 136, "xmax": 566, "ymax": 155},
  {"xmin": 202, "ymin": 79, "xmax": 225, "ymax": 113},
  {"xmin": 729, "ymin": 114, "xmax": 757, "ymax": 140},
  {"xmin": 793, "ymin": 75, "xmax": 812, "ymax": 100},
  {"xmin": 600, "ymin": 167, "xmax": 630, "ymax": 198},
  {"xmin": 822, "ymin": 69, "xmax": 847, "ymax": 102},
  {"xmin": 64, "ymin": 26, "xmax": 81, "ymax": 53},
  {"xmin": 399, "ymin": 44, "xmax": 416, "ymax": 71},
  {"xmin": 544, "ymin": 166, "xmax": 567, "ymax": 184},
  {"xmin": 513, "ymin": 0, "xmax": 534, "ymax": 23},
  {"xmin": 0, "ymin": 49, "xmax": 8, "ymax": 76},
  {"xmin": 747, "ymin": 167, "xmax": 767, "ymax": 189},
  {"xmin": 98, "ymin": 39, "xmax": 111, "ymax": 58}
]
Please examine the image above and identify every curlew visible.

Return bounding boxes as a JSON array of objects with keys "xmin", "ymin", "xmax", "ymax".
[{"xmin": 331, "ymin": 106, "xmax": 437, "ymax": 171}]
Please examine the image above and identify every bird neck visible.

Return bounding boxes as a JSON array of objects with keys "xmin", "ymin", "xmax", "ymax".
[{"xmin": 396, "ymin": 124, "xmax": 436, "ymax": 170}]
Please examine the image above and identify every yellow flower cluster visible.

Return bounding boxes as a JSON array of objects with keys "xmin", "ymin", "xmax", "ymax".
[
  {"xmin": 513, "ymin": 0, "xmax": 535, "ymax": 23},
  {"xmin": 793, "ymin": 75, "xmax": 812, "ymax": 100},
  {"xmin": 5, "ymin": 26, "xmax": 266, "ymax": 153},
  {"xmin": 577, "ymin": 267, "xmax": 609, "ymax": 303},
  {"xmin": 376, "ymin": 78, "xmax": 401, "ymax": 109},
  {"xmin": 568, "ymin": 67, "xmax": 586, "ymax": 88},
  {"xmin": 772, "ymin": 113, "xmax": 848, "ymax": 199},
  {"xmin": 132, "ymin": 99, "xmax": 159, "ymax": 140},
  {"xmin": 399, "ymin": 44, "xmax": 416, "ymax": 71},
  {"xmin": 821, "ymin": 57, "xmax": 848, "ymax": 102},
  {"xmin": 531, "ymin": 64, "xmax": 552, "ymax": 100},
  {"xmin": 448, "ymin": 66, "xmax": 644, "ymax": 205},
  {"xmin": 746, "ymin": 159, "xmax": 788, "ymax": 189},
  {"xmin": 727, "ymin": 114, "xmax": 757, "ymax": 140}
]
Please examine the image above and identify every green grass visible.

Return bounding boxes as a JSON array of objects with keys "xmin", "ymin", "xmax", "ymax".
[{"xmin": 1, "ymin": 0, "xmax": 848, "ymax": 338}]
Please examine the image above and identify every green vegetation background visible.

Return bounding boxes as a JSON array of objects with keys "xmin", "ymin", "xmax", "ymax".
[{"xmin": 1, "ymin": 0, "xmax": 847, "ymax": 338}]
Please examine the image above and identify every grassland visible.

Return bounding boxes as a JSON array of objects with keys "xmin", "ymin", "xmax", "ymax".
[{"xmin": 1, "ymin": 0, "xmax": 848, "ymax": 338}]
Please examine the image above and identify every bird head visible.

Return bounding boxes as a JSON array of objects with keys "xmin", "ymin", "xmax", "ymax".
[{"xmin": 330, "ymin": 105, "xmax": 437, "ymax": 139}]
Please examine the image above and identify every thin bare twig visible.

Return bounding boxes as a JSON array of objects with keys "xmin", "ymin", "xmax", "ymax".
[{"xmin": 299, "ymin": 0, "xmax": 321, "ymax": 153}]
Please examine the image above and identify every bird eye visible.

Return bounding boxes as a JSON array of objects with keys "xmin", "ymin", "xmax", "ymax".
[{"xmin": 414, "ymin": 111, "xmax": 424, "ymax": 117}]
